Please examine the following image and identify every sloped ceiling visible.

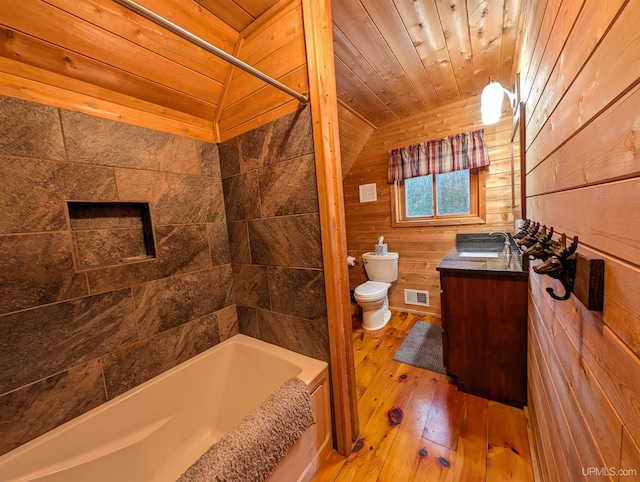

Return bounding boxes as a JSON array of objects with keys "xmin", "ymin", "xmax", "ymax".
[
  {"xmin": 195, "ymin": 0, "xmax": 277, "ymax": 31},
  {"xmin": 0, "ymin": 0, "xmax": 308, "ymax": 142},
  {"xmin": 197, "ymin": 0, "xmax": 523, "ymax": 130},
  {"xmin": 0, "ymin": 0, "xmax": 522, "ymax": 142},
  {"xmin": 332, "ymin": 0, "xmax": 523, "ymax": 128},
  {"xmin": 0, "ymin": 0, "xmax": 239, "ymax": 140}
]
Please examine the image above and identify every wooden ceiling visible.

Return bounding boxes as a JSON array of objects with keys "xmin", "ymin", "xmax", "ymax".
[
  {"xmin": 195, "ymin": 0, "xmax": 276, "ymax": 31},
  {"xmin": 197, "ymin": 0, "xmax": 524, "ymax": 128},
  {"xmin": 0, "ymin": 0, "xmax": 309, "ymax": 142},
  {"xmin": 0, "ymin": 0, "xmax": 522, "ymax": 140},
  {"xmin": 332, "ymin": 0, "xmax": 523, "ymax": 127}
]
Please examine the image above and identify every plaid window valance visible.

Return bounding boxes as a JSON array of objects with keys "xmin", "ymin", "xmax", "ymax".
[{"xmin": 387, "ymin": 129, "xmax": 490, "ymax": 183}]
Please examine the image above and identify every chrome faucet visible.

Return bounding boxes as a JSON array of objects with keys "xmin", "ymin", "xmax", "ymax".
[{"xmin": 489, "ymin": 231, "xmax": 512, "ymax": 255}]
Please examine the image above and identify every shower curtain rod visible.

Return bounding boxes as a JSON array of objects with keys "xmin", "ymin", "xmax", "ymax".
[{"xmin": 113, "ymin": 0, "xmax": 310, "ymax": 105}]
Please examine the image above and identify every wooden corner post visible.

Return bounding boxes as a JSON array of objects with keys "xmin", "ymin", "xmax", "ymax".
[{"xmin": 301, "ymin": 0, "xmax": 359, "ymax": 456}]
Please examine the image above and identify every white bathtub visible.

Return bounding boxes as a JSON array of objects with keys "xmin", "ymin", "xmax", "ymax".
[{"xmin": 0, "ymin": 334, "xmax": 332, "ymax": 482}]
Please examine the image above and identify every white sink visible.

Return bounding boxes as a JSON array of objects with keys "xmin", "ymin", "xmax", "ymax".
[{"xmin": 459, "ymin": 251, "xmax": 500, "ymax": 258}]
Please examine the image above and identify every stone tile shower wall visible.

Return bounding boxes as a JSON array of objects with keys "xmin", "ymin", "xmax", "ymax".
[
  {"xmin": 220, "ymin": 106, "xmax": 330, "ymax": 362},
  {"xmin": 0, "ymin": 96, "xmax": 237, "ymax": 456}
]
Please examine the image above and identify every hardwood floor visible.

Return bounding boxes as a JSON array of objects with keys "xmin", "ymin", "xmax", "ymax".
[{"xmin": 313, "ymin": 311, "xmax": 535, "ymax": 482}]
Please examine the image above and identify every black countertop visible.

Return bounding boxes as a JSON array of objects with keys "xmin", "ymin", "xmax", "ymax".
[{"xmin": 436, "ymin": 233, "xmax": 529, "ymax": 278}]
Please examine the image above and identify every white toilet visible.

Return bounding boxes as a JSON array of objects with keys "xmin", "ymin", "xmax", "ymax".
[{"xmin": 354, "ymin": 252, "xmax": 399, "ymax": 331}]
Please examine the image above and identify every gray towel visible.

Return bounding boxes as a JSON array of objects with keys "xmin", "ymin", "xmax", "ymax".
[{"xmin": 177, "ymin": 377, "xmax": 316, "ymax": 482}]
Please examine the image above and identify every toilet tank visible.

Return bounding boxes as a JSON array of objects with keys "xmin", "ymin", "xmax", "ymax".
[{"xmin": 362, "ymin": 252, "xmax": 399, "ymax": 282}]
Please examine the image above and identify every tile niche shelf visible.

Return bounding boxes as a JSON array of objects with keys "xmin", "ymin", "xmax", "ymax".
[{"xmin": 67, "ymin": 201, "xmax": 156, "ymax": 270}]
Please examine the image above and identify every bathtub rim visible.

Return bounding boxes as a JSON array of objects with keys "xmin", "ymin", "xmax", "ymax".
[
  {"xmin": 0, "ymin": 333, "xmax": 329, "ymax": 471},
  {"xmin": 117, "ymin": 333, "xmax": 329, "ymax": 395}
]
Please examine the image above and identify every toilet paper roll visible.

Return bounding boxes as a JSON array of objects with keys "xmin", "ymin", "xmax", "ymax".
[{"xmin": 347, "ymin": 255, "xmax": 356, "ymax": 266}]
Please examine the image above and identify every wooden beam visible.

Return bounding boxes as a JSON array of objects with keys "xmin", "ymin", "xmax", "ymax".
[
  {"xmin": 213, "ymin": 38, "xmax": 243, "ymax": 142},
  {"xmin": 337, "ymin": 98, "xmax": 377, "ymax": 130},
  {"xmin": 301, "ymin": 0, "xmax": 358, "ymax": 456}
]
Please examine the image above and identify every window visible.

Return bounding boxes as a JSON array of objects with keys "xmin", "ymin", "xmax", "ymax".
[{"xmin": 391, "ymin": 168, "xmax": 486, "ymax": 227}]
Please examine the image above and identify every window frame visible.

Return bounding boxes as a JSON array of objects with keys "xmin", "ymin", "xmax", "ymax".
[{"xmin": 391, "ymin": 168, "xmax": 487, "ymax": 227}]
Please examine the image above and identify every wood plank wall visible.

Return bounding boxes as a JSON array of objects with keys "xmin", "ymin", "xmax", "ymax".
[
  {"xmin": 336, "ymin": 100, "xmax": 375, "ymax": 178},
  {"xmin": 218, "ymin": 0, "xmax": 309, "ymax": 141},
  {"xmin": 519, "ymin": 0, "xmax": 640, "ymax": 479},
  {"xmin": 0, "ymin": 0, "xmax": 235, "ymax": 142},
  {"xmin": 0, "ymin": 0, "xmax": 308, "ymax": 144},
  {"xmin": 343, "ymin": 95, "xmax": 521, "ymax": 316}
]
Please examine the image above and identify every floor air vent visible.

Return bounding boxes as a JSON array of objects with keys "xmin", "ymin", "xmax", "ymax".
[{"xmin": 404, "ymin": 289, "xmax": 429, "ymax": 307}]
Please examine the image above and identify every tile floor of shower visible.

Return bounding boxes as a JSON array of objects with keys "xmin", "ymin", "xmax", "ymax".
[{"xmin": 314, "ymin": 311, "xmax": 535, "ymax": 481}]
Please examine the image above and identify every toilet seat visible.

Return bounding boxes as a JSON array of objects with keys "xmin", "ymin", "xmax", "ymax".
[{"xmin": 354, "ymin": 281, "xmax": 390, "ymax": 300}]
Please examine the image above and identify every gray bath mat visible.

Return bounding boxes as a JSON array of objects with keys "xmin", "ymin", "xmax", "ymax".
[{"xmin": 392, "ymin": 321, "xmax": 446, "ymax": 375}]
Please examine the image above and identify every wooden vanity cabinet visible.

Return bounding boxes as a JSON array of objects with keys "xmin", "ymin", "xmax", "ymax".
[{"xmin": 440, "ymin": 270, "xmax": 528, "ymax": 407}]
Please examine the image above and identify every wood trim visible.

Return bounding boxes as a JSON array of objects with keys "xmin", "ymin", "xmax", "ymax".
[
  {"xmin": 523, "ymin": 406, "xmax": 545, "ymax": 482},
  {"xmin": 301, "ymin": 0, "xmax": 358, "ymax": 456},
  {"xmin": 218, "ymin": 100, "xmax": 300, "ymax": 143},
  {"xmin": 391, "ymin": 168, "xmax": 486, "ymax": 228},
  {"xmin": 213, "ymin": 38, "xmax": 244, "ymax": 142},
  {"xmin": 337, "ymin": 98, "xmax": 377, "ymax": 130},
  {"xmin": 519, "ymin": 101, "xmax": 526, "ymax": 219}
]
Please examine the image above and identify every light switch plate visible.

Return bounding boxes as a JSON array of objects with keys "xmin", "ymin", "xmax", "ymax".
[{"xmin": 359, "ymin": 183, "xmax": 377, "ymax": 202}]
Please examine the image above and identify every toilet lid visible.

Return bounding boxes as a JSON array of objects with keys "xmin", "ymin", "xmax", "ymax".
[{"xmin": 354, "ymin": 281, "xmax": 389, "ymax": 299}]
